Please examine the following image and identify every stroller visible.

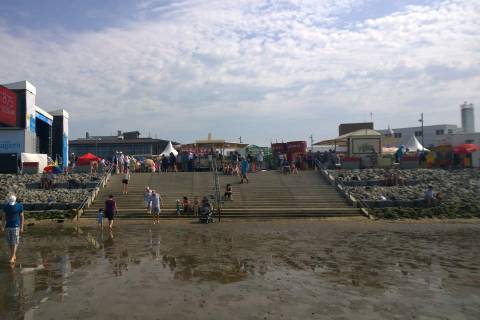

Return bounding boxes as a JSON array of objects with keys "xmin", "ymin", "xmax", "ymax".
[{"xmin": 199, "ymin": 197, "xmax": 214, "ymax": 224}]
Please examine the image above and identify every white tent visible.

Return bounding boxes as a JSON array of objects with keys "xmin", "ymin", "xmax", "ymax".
[
  {"xmin": 404, "ymin": 135, "xmax": 429, "ymax": 152},
  {"xmin": 160, "ymin": 141, "xmax": 178, "ymax": 156}
]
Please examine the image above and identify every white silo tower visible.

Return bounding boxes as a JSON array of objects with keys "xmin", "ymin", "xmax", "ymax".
[{"xmin": 460, "ymin": 102, "xmax": 475, "ymax": 133}]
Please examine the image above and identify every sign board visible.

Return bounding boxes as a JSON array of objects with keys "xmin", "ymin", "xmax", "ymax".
[
  {"xmin": 0, "ymin": 85, "xmax": 17, "ymax": 127},
  {"xmin": 0, "ymin": 130, "xmax": 25, "ymax": 154},
  {"xmin": 286, "ymin": 141, "xmax": 307, "ymax": 154},
  {"xmin": 349, "ymin": 137, "xmax": 381, "ymax": 155}
]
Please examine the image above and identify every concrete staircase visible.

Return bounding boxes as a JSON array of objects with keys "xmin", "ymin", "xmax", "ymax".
[{"xmin": 82, "ymin": 171, "xmax": 363, "ymax": 219}]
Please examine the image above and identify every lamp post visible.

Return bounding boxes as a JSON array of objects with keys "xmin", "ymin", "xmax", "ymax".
[
  {"xmin": 418, "ymin": 113, "xmax": 424, "ymax": 149},
  {"xmin": 95, "ymin": 138, "xmax": 101, "ymax": 156}
]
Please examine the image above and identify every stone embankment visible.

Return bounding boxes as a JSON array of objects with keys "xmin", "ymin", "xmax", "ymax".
[
  {"xmin": 0, "ymin": 173, "xmax": 103, "ymax": 211},
  {"xmin": 329, "ymin": 169, "xmax": 480, "ymax": 219}
]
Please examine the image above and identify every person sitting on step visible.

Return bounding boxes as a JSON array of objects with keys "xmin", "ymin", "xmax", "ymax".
[
  {"xmin": 224, "ymin": 184, "xmax": 233, "ymax": 200},
  {"xmin": 181, "ymin": 196, "xmax": 191, "ymax": 213}
]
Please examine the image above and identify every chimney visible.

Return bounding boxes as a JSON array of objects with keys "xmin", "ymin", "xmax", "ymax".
[
  {"xmin": 117, "ymin": 130, "xmax": 122, "ymax": 137},
  {"xmin": 460, "ymin": 102, "xmax": 475, "ymax": 133},
  {"xmin": 86, "ymin": 132, "xmax": 90, "ymax": 139}
]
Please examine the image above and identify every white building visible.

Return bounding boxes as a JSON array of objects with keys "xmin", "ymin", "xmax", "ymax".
[
  {"xmin": 379, "ymin": 103, "xmax": 479, "ymax": 166},
  {"xmin": 378, "ymin": 124, "xmax": 459, "ymax": 148}
]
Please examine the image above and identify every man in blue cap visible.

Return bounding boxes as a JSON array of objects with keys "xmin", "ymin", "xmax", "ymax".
[{"xmin": 1, "ymin": 194, "xmax": 24, "ymax": 264}]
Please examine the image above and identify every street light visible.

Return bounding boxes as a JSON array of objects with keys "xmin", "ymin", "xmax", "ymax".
[
  {"xmin": 418, "ymin": 113, "xmax": 424, "ymax": 149},
  {"xmin": 95, "ymin": 138, "xmax": 102, "ymax": 156}
]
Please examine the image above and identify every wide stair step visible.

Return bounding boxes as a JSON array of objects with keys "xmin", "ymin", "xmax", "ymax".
[{"xmin": 82, "ymin": 171, "xmax": 364, "ymax": 219}]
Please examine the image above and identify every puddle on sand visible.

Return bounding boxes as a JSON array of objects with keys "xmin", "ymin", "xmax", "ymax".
[{"xmin": 0, "ymin": 222, "xmax": 479, "ymax": 319}]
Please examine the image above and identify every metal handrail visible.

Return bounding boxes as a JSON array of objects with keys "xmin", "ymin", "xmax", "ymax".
[
  {"xmin": 314, "ymin": 159, "xmax": 372, "ymax": 217},
  {"xmin": 75, "ymin": 165, "xmax": 113, "ymax": 220},
  {"xmin": 211, "ymin": 159, "xmax": 222, "ymax": 222}
]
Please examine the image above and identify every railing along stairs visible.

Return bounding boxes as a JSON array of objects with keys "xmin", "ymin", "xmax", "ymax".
[{"xmin": 211, "ymin": 159, "xmax": 222, "ymax": 222}]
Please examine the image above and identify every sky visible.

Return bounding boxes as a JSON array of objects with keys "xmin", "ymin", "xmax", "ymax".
[{"xmin": 0, "ymin": 0, "xmax": 478, "ymax": 145}]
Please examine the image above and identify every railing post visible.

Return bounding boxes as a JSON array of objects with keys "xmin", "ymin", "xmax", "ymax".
[{"xmin": 211, "ymin": 159, "xmax": 222, "ymax": 222}]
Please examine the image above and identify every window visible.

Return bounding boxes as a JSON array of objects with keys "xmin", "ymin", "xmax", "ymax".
[
  {"xmin": 466, "ymin": 139, "xmax": 474, "ymax": 144},
  {"xmin": 448, "ymin": 129, "xmax": 453, "ymax": 134},
  {"xmin": 435, "ymin": 129, "xmax": 444, "ymax": 135},
  {"xmin": 414, "ymin": 131, "xmax": 422, "ymax": 137},
  {"xmin": 394, "ymin": 133, "xmax": 402, "ymax": 138}
]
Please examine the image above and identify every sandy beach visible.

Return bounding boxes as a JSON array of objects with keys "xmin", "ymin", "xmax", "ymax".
[{"xmin": 1, "ymin": 219, "xmax": 479, "ymax": 319}]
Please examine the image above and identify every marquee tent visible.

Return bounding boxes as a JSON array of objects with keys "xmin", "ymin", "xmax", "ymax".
[
  {"xmin": 76, "ymin": 153, "xmax": 101, "ymax": 165},
  {"xmin": 404, "ymin": 135, "xmax": 429, "ymax": 152},
  {"xmin": 160, "ymin": 141, "xmax": 178, "ymax": 156}
]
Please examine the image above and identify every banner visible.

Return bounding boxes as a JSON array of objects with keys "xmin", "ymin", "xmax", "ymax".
[{"xmin": 0, "ymin": 85, "xmax": 17, "ymax": 127}]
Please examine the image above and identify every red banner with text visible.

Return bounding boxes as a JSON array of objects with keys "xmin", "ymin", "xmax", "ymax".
[{"xmin": 0, "ymin": 86, "xmax": 17, "ymax": 127}]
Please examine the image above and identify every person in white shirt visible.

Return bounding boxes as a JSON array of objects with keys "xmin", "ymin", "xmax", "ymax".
[
  {"xmin": 151, "ymin": 191, "xmax": 162, "ymax": 224},
  {"xmin": 257, "ymin": 151, "xmax": 264, "ymax": 170}
]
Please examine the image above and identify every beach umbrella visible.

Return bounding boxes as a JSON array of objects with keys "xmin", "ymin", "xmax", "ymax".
[
  {"xmin": 76, "ymin": 153, "xmax": 101, "ymax": 165},
  {"xmin": 453, "ymin": 143, "xmax": 480, "ymax": 154},
  {"xmin": 43, "ymin": 165, "xmax": 63, "ymax": 174}
]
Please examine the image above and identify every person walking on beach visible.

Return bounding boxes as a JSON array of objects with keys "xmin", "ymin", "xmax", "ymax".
[
  {"xmin": 240, "ymin": 157, "xmax": 249, "ymax": 184},
  {"xmin": 105, "ymin": 195, "xmax": 117, "ymax": 229},
  {"xmin": 122, "ymin": 169, "xmax": 131, "ymax": 195},
  {"xmin": 151, "ymin": 190, "xmax": 162, "ymax": 224},
  {"xmin": 1, "ymin": 195, "xmax": 24, "ymax": 264}
]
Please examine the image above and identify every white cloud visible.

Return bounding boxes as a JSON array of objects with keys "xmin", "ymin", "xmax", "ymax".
[{"xmin": 0, "ymin": 0, "xmax": 478, "ymax": 144}]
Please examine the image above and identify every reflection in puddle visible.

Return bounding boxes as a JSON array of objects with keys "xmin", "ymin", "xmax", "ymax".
[{"xmin": 0, "ymin": 223, "xmax": 479, "ymax": 319}]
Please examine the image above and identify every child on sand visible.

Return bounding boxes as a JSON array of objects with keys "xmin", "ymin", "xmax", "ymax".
[
  {"xmin": 151, "ymin": 190, "xmax": 162, "ymax": 224},
  {"xmin": 97, "ymin": 209, "xmax": 104, "ymax": 228}
]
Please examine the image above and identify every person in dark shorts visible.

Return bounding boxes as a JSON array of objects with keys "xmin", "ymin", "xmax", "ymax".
[
  {"xmin": 2, "ymin": 195, "xmax": 24, "ymax": 264},
  {"xmin": 240, "ymin": 158, "xmax": 249, "ymax": 184},
  {"xmin": 224, "ymin": 184, "xmax": 233, "ymax": 200},
  {"xmin": 122, "ymin": 169, "xmax": 131, "ymax": 195},
  {"xmin": 104, "ymin": 195, "xmax": 117, "ymax": 229},
  {"xmin": 169, "ymin": 152, "xmax": 177, "ymax": 172}
]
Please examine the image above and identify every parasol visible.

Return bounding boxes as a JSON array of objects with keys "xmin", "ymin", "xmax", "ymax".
[
  {"xmin": 453, "ymin": 143, "xmax": 480, "ymax": 154},
  {"xmin": 43, "ymin": 165, "xmax": 63, "ymax": 174}
]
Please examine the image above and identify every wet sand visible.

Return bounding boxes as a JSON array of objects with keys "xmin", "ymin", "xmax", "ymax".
[{"xmin": 1, "ymin": 220, "xmax": 479, "ymax": 319}]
